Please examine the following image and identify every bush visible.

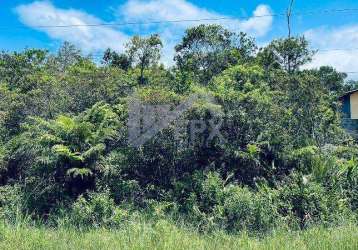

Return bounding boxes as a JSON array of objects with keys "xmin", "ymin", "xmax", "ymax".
[
  {"xmin": 0, "ymin": 185, "xmax": 23, "ymax": 223},
  {"xmin": 69, "ymin": 191, "xmax": 128, "ymax": 228},
  {"xmin": 220, "ymin": 185, "xmax": 282, "ymax": 233},
  {"xmin": 333, "ymin": 157, "xmax": 358, "ymax": 213},
  {"xmin": 96, "ymin": 151, "xmax": 142, "ymax": 203},
  {"xmin": 196, "ymin": 172, "xmax": 225, "ymax": 213},
  {"xmin": 172, "ymin": 172, "xmax": 282, "ymax": 233},
  {"xmin": 4, "ymin": 102, "xmax": 123, "ymax": 214},
  {"xmin": 277, "ymin": 173, "xmax": 351, "ymax": 229}
]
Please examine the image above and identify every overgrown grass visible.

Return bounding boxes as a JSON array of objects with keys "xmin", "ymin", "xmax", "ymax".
[{"xmin": 0, "ymin": 220, "xmax": 358, "ymax": 250}]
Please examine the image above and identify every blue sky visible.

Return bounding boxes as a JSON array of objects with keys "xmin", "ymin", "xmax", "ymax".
[{"xmin": 1, "ymin": 0, "xmax": 358, "ymax": 78}]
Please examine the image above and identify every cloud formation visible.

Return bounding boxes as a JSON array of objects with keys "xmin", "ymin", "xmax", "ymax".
[
  {"xmin": 15, "ymin": 1, "xmax": 128, "ymax": 53},
  {"xmin": 119, "ymin": 0, "xmax": 273, "ymax": 37},
  {"xmin": 304, "ymin": 25, "xmax": 358, "ymax": 79}
]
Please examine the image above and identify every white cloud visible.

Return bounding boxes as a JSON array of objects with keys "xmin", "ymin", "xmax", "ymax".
[
  {"xmin": 119, "ymin": 0, "xmax": 218, "ymax": 23},
  {"xmin": 118, "ymin": 0, "xmax": 273, "ymax": 37},
  {"xmin": 15, "ymin": 1, "xmax": 129, "ymax": 53},
  {"xmin": 240, "ymin": 5, "xmax": 273, "ymax": 37},
  {"xmin": 304, "ymin": 25, "xmax": 358, "ymax": 80}
]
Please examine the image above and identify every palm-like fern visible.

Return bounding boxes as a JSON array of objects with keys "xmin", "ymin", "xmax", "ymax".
[{"xmin": 4, "ymin": 102, "xmax": 124, "ymax": 213}]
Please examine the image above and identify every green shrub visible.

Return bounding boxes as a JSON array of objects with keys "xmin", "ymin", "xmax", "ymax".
[
  {"xmin": 197, "ymin": 172, "xmax": 225, "ymax": 213},
  {"xmin": 4, "ymin": 102, "xmax": 123, "ymax": 215},
  {"xmin": 334, "ymin": 157, "xmax": 358, "ymax": 213},
  {"xmin": 0, "ymin": 185, "xmax": 23, "ymax": 223},
  {"xmin": 220, "ymin": 185, "xmax": 282, "ymax": 233},
  {"xmin": 96, "ymin": 151, "xmax": 142, "ymax": 203},
  {"xmin": 70, "ymin": 191, "xmax": 128, "ymax": 228},
  {"xmin": 171, "ymin": 172, "xmax": 224, "ymax": 218},
  {"xmin": 277, "ymin": 173, "xmax": 350, "ymax": 229},
  {"xmin": 172, "ymin": 172, "xmax": 282, "ymax": 233}
]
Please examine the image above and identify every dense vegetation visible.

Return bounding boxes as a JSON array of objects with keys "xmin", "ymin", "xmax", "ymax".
[{"xmin": 1, "ymin": 24, "xmax": 358, "ymax": 242}]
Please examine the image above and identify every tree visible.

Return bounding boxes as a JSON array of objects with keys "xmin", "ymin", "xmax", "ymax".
[
  {"xmin": 102, "ymin": 48, "xmax": 131, "ymax": 71},
  {"xmin": 0, "ymin": 49, "xmax": 48, "ymax": 92},
  {"xmin": 344, "ymin": 80, "xmax": 358, "ymax": 93},
  {"xmin": 55, "ymin": 41, "xmax": 83, "ymax": 72},
  {"xmin": 126, "ymin": 34, "xmax": 163, "ymax": 85},
  {"xmin": 0, "ymin": 49, "xmax": 55, "ymax": 137},
  {"xmin": 314, "ymin": 66, "xmax": 347, "ymax": 94},
  {"xmin": 257, "ymin": 37, "xmax": 314, "ymax": 73},
  {"xmin": 174, "ymin": 24, "xmax": 257, "ymax": 85}
]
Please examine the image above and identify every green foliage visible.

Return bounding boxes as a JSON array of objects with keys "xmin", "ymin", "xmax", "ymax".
[
  {"xmin": 257, "ymin": 37, "xmax": 315, "ymax": 73},
  {"xmin": 53, "ymin": 41, "xmax": 83, "ymax": 72},
  {"xmin": 332, "ymin": 156, "xmax": 358, "ymax": 212},
  {"xmin": 0, "ymin": 185, "xmax": 23, "ymax": 223},
  {"xmin": 175, "ymin": 24, "xmax": 256, "ymax": 85},
  {"xmin": 3, "ymin": 103, "xmax": 124, "ymax": 214},
  {"xmin": 126, "ymin": 34, "xmax": 163, "ymax": 85},
  {"xmin": 277, "ymin": 173, "xmax": 351, "ymax": 229},
  {"xmin": 220, "ymin": 185, "xmax": 282, "ymax": 233},
  {"xmin": 172, "ymin": 173, "xmax": 281, "ymax": 233},
  {"xmin": 69, "ymin": 191, "xmax": 128, "ymax": 228},
  {"xmin": 0, "ymin": 26, "xmax": 356, "ymax": 235},
  {"xmin": 102, "ymin": 48, "xmax": 131, "ymax": 71}
]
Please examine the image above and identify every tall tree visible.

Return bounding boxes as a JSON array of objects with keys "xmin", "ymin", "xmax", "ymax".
[
  {"xmin": 103, "ymin": 48, "xmax": 131, "ymax": 71},
  {"xmin": 174, "ymin": 24, "xmax": 257, "ymax": 85},
  {"xmin": 257, "ymin": 37, "xmax": 314, "ymax": 73},
  {"xmin": 126, "ymin": 34, "xmax": 163, "ymax": 85},
  {"xmin": 55, "ymin": 41, "xmax": 82, "ymax": 72}
]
